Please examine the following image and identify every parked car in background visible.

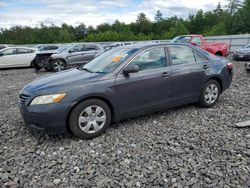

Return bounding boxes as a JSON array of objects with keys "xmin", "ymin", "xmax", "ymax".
[
  {"xmin": 233, "ymin": 44, "xmax": 250, "ymax": 61},
  {"xmin": 19, "ymin": 43, "xmax": 233, "ymax": 139},
  {"xmin": 0, "ymin": 47, "xmax": 37, "ymax": 68},
  {"xmin": 0, "ymin": 45, "xmax": 8, "ymax": 50},
  {"xmin": 172, "ymin": 35, "xmax": 229, "ymax": 57},
  {"xmin": 34, "ymin": 43, "xmax": 105, "ymax": 72},
  {"xmin": 36, "ymin": 44, "xmax": 60, "ymax": 51},
  {"xmin": 245, "ymin": 62, "xmax": 250, "ymax": 72}
]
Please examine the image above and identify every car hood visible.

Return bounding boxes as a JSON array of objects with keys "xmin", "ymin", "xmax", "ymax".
[
  {"xmin": 237, "ymin": 48, "xmax": 250, "ymax": 53},
  {"xmin": 22, "ymin": 68, "xmax": 104, "ymax": 95}
]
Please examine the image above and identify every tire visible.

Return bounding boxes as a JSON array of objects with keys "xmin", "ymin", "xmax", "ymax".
[
  {"xmin": 30, "ymin": 61, "xmax": 35, "ymax": 68},
  {"xmin": 215, "ymin": 52, "xmax": 222, "ymax": 57},
  {"xmin": 52, "ymin": 59, "xmax": 67, "ymax": 72},
  {"xmin": 199, "ymin": 79, "xmax": 221, "ymax": 108},
  {"xmin": 68, "ymin": 99, "xmax": 111, "ymax": 139}
]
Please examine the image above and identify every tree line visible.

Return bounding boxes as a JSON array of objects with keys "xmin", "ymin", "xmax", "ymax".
[{"xmin": 0, "ymin": 0, "xmax": 249, "ymax": 44}]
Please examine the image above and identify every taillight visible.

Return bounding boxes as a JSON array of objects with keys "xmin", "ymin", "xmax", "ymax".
[{"xmin": 226, "ymin": 62, "xmax": 233, "ymax": 70}]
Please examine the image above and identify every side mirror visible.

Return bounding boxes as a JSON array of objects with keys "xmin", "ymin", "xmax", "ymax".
[
  {"xmin": 191, "ymin": 42, "xmax": 197, "ymax": 46},
  {"xmin": 123, "ymin": 65, "xmax": 139, "ymax": 76},
  {"xmin": 69, "ymin": 49, "xmax": 75, "ymax": 53}
]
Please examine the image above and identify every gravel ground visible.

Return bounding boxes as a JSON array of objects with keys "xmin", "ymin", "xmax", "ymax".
[{"xmin": 0, "ymin": 61, "xmax": 249, "ymax": 188}]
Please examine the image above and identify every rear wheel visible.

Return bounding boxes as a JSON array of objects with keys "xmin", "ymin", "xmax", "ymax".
[
  {"xmin": 69, "ymin": 99, "xmax": 111, "ymax": 139},
  {"xmin": 215, "ymin": 52, "xmax": 222, "ymax": 57},
  {"xmin": 199, "ymin": 80, "xmax": 220, "ymax": 107},
  {"xmin": 52, "ymin": 59, "xmax": 66, "ymax": 72}
]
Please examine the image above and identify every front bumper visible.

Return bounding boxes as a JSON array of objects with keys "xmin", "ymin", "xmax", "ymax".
[{"xmin": 18, "ymin": 101, "xmax": 75, "ymax": 134}]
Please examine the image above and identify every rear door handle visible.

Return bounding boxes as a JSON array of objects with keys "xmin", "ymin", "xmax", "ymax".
[
  {"xmin": 203, "ymin": 64, "xmax": 209, "ymax": 70},
  {"xmin": 162, "ymin": 72, "xmax": 169, "ymax": 77}
]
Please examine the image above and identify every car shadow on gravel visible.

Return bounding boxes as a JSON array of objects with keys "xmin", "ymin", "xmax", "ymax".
[
  {"xmin": 110, "ymin": 103, "xmax": 200, "ymax": 129},
  {"xmin": 18, "ymin": 103, "xmax": 200, "ymax": 142}
]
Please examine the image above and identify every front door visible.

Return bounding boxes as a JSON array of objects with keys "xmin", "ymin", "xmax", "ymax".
[
  {"xmin": 0, "ymin": 48, "xmax": 20, "ymax": 68},
  {"xmin": 115, "ymin": 47, "xmax": 172, "ymax": 117},
  {"xmin": 67, "ymin": 44, "xmax": 86, "ymax": 65}
]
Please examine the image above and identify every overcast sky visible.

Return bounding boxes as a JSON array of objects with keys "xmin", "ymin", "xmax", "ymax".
[{"xmin": 0, "ymin": 0, "xmax": 227, "ymax": 28}]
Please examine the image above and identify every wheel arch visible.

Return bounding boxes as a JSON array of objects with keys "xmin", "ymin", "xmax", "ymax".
[
  {"xmin": 215, "ymin": 51, "xmax": 223, "ymax": 56},
  {"xmin": 66, "ymin": 96, "xmax": 116, "ymax": 133},
  {"xmin": 207, "ymin": 76, "xmax": 223, "ymax": 93}
]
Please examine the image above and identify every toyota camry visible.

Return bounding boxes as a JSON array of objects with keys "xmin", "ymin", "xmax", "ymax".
[{"xmin": 19, "ymin": 43, "xmax": 233, "ymax": 139}]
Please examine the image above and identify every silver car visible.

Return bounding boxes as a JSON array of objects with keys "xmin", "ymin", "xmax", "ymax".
[
  {"xmin": 233, "ymin": 44, "xmax": 250, "ymax": 61},
  {"xmin": 34, "ymin": 43, "xmax": 105, "ymax": 72},
  {"xmin": 0, "ymin": 47, "xmax": 37, "ymax": 68}
]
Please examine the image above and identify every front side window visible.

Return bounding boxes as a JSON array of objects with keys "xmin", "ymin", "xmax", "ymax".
[
  {"xmin": 1, "ymin": 48, "xmax": 17, "ymax": 56},
  {"xmin": 17, "ymin": 48, "xmax": 33, "ymax": 54},
  {"xmin": 169, "ymin": 45, "xmax": 197, "ymax": 65},
  {"xmin": 191, "ymin": 37, "xmax": 202, "ymax": 46},
  {"xmin": 129, "ymin": 47, "xmax": 167, "ymax": 71},
  {"xmin": 71, "ymin": 45, "xmax": 85, "ymax": 52}
]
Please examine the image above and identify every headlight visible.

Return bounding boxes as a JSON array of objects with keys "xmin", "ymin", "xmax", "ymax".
[{"xmin": 30, "ymin": 93, "xmax": 66, "ymax": 105}]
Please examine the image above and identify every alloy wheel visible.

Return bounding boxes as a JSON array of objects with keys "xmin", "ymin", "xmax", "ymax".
[
  {"xmin": 78, "ymin": 105, "xmax": 107, "ymax": 134},
  {"xmin": 204, "ymin": 83, "xmax": 219, "ymax": 104},
  {"xmin": 53, "ymin": 60, "xmax": 65, "ymax": 72}
]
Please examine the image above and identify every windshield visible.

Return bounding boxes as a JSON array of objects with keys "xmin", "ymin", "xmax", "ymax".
[
  {"xmin": 83, "ymin": 48, "xmax": 138, "ymax": 73},
  {"xmin": 244, "ymin": 44, "xmax": 250, "ymax": 48},
  {"xmin": 171, "ymin": 36, "xmax": 191, "ymax": 43},
  {"xmin": 58, "ymin": 44, "xmax": 72, "ymax": 52}
]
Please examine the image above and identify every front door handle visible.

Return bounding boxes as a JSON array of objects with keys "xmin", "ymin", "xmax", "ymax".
[
  {"xmin": 162, "ymin": 72, "xmax": 169, "ymax": 77},
  {"xmin": 203, "ymin": 64, "xmax": 209, "ymax": 70}
]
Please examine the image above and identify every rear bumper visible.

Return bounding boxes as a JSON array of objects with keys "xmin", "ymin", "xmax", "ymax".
[{"xmin": 18, "ymin": 102, "xmax": 75, "ymax": 134}]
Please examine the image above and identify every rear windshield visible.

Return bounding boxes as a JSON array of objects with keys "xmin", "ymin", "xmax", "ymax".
[{"xmin": 171, "ymin": 36, "xmax": 191, "ymax": 43}]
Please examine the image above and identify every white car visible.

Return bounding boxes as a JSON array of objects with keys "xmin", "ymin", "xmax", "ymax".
[{"xmin": 0, "ymin": 47, "xmax": 37, "ymax": 68}]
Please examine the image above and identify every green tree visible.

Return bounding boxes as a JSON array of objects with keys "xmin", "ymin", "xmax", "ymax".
[{"xmin": 155, "ymin": 10, "xmax": 163, "ymax": 22}]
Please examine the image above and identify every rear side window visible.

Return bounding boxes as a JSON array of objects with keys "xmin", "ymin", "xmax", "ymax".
[
  {"xmin": 85, "ymin": 44, "xmax": 100, "ymax": 51},
  {"xmin": 72, "ymin": 45, "xmax": 85, "ymax": 52},
  {"xmin": 17, "ymin": 48, "xmax": 34, "ymax": 54},
  {"xmin": 193, "ymin": 51, "xmax": 207, "ymax": 63},
  {"xmin": 168, "ymin": 45, "xmax": 206, "ymax": 65}
]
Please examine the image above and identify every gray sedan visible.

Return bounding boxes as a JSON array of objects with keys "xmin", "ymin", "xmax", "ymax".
[
  {"xmin": 19, "ymin": 43, "xmax": 233, "ymax": 139},
  {"xmin": 34, "ymin": 43, "xmax": 105, "ymax": 71},
  {"xmin": 233, "ymin": 44, "xmax": 250, "ymax": 61}
]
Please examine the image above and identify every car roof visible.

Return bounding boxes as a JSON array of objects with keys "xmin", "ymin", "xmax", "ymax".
[
  {"xmin": 116, "ymin": 42, "xmax": 194, "ymax": 50},
  {"xmin": 0, "ymin": 47, "xmax": 37, "ymax": 51}
]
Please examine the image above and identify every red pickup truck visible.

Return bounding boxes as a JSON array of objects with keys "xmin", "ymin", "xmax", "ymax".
[{"xmin": 172, "ymin": 35, "xmax": 229, "ymax": 57}]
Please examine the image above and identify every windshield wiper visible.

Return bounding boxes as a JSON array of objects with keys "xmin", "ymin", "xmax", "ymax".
[
  {"xmin": 79, "ymin": 67, "xmax": 94, "ymax": 73},
  {"xmin": 94, "ymin": 71, "xmax": 108, "ymax": 74}
]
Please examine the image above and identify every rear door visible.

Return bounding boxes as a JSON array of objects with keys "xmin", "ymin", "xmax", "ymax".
[
  {"xmin": 81, "ymin": 44, "xmax": 100, "ymax": 63},
  {"xmin": 168, "ymin": 45, "xmax": 208, "ymax": 105},
  {"xmin": 115, "ymin": 46, "xmax": 172, "ymax": 117}
]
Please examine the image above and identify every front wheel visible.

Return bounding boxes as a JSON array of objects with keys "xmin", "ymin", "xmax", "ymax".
[
  {"xmin": 199, "ymin": 80, "xmax": 220, "ymax": 107},
  {"xmin": 52, "ymin": 59, "xmax": 66, "ymax": 72},
  {"xmin": 68, "ymin": 99, "xmax": 111, "ymax": 139}
]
